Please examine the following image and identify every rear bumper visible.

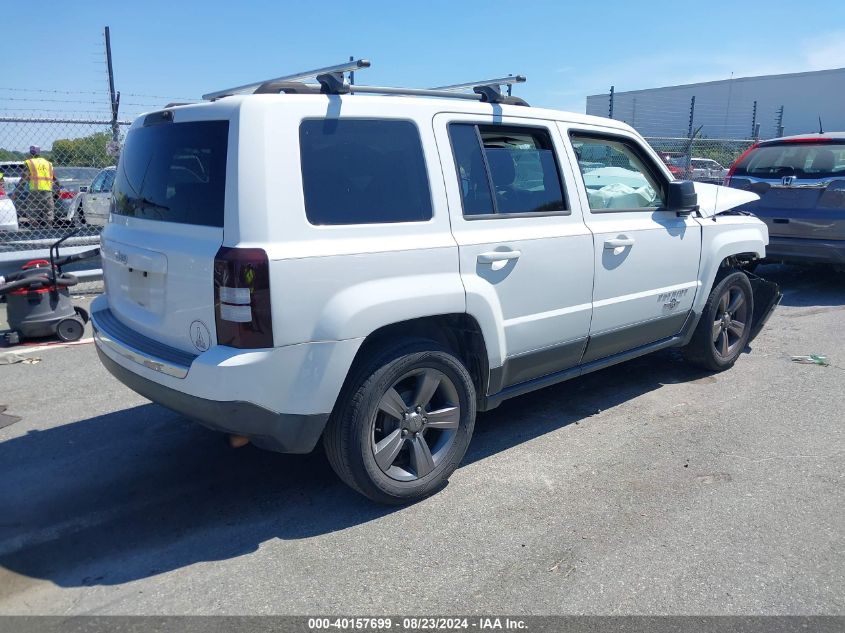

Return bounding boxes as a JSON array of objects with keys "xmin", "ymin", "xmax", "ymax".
[
  {"xmin": 91, "ymin": 298, "xmax": 363, "ymax": 453},
  {"xmin": 766, "ymin": 236, "xmax": 845, "ymax": 265},
  {"xmin": 97, "ymin": 348, "xmax": 328, "ymax": 453}
]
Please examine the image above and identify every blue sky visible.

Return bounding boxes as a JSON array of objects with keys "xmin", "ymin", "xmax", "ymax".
[{"xmin": 4, "ymin": 0, "xmax": 845, "ymax": 121}]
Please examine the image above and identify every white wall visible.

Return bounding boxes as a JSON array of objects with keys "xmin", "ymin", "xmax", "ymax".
[{"xmin": 586, "ymin": 68, "xmax": 845, "ymax": 139}]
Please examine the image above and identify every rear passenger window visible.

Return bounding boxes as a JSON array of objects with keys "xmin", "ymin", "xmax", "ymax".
[
  {"xmin": 448, "ymin": 123, "xmax": 567, "ymax": 216},
  {"xmin": 300, "ymin": 119, "xmax": 432, "ymax": 225}
]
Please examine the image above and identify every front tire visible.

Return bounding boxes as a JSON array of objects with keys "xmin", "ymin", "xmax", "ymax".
[
  {"xmin": 683, "ymin": 270, "xmax": 754, "ymax": 371},
  {"xmin": 324, "ymin": 339, "xmax": 476, "ymax": 504}
]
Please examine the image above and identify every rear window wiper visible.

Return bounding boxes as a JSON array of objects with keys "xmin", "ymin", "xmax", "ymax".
[{"xmin": 138, "ymin": 197, "xmax": 169, "ymax": 212}]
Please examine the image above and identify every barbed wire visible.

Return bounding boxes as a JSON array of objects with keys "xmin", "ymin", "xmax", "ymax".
[{"xmin": 0, "ymin": 87, "xmax": 196, "ymax": 101}]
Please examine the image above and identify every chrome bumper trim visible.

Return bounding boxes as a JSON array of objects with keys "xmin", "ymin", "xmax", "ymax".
[{"xmin": 92, "ymin": 318, "xmax": 191, "ymax": 379}]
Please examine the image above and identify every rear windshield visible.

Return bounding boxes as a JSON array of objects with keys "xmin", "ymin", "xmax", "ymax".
[
  {"xmin": 113, "ymin": 120, "xmax": 229, "ymax": 226},
  {"xmin": 735, "ymin": 142, "xmax": 845, "ymax": 179},
  {"xmin": 55, "ymin": 167, "xmax": 100, "ymax": 181}
]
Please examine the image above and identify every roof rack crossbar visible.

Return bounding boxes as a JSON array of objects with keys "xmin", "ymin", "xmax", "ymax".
[
  {"xmin": 202, "ymin": 58, "xmax": 370, "ymax": 100},
  {"xmin": 430, "ymin": 75, "xmax": 527, "ymax": 92}
]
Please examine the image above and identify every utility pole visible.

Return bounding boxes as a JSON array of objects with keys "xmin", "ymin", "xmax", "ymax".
[
  {"xmin": 104, "ymin": 26, "xmax": 121, "ymax": 155},
  {"xmin": 608, "ymin": 85, "xmax": 615, "ymax": 119},
  {"xmin": 775, "ymin": 105, "xmax": 785, "ymax": 137}
]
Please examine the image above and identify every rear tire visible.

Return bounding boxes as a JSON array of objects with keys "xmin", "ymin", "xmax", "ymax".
[
  {"xmin": 683, "ymin": 270, "xmax": 753, "ymax": 371},
  {"xmin": 323, "ymin": 338, "xmax": 476, "ymax": 504}
]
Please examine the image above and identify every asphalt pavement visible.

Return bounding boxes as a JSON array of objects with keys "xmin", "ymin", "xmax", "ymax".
[{"xmin": 0, "ymin": 265, "xmax": 842, "ymax": 615}]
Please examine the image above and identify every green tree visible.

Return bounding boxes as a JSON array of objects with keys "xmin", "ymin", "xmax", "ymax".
[
  {"xmin": 0, "ymin": 148, "xmax": 27, "ymax": 161},
  {"xmin": 51, "ymin": 131, "xmax": 114, "ymax": 168}
]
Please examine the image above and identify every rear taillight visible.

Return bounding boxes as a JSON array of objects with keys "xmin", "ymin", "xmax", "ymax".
[
  {"xmin": 213, "ymin": 247, "xmax": 273, "ymax": 349},
  {"xmin": 725, "ymin": 142, "xmax": 759, "ymax": 186},
  {"xmin": 59, "ymin": 190, "xmax": 76, "ymax": 200}
]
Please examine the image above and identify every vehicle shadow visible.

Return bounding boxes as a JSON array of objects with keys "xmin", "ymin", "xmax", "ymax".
[
  {"xmin": 757, "ymin": 263, "xmax": 844, "ymax": 307},
  {"xmin": 0, "ymin": 347, "xmax": 709, "ymax": 592}
]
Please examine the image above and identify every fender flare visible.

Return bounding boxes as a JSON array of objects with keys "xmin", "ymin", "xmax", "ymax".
[{"xmin": 694, "ymin": 223, "xmax": 767, "ymax": 314}]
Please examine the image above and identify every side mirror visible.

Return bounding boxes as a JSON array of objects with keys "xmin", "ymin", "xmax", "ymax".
[
  {"xmin": 79, "ymin": 186, "xmax": 89, "ymax": 193},
  {"xmin": 667, "ymin": 180, "xmax": 698, "ymax": 216}
]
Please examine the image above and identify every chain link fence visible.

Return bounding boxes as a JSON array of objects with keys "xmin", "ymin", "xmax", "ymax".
[
  {"xmin": 1, "ymin": 116, "xmax": 133, "ymax": 293},
  {"xmin": 644, "ymin": 137, "xmax": 757, "ymax": 183}
]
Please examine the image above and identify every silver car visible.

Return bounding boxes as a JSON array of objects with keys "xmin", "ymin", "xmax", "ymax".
[
  {"xmin": 69, "ymin": 166, "xmax": 115, "ymax": 226},
  {"xmin": 725, "ymin": 133, "xmax": 845, "ymax": 267},
  {"xmin": 689, "ymin": 158, "xmax": 728, "ymax": 183}
]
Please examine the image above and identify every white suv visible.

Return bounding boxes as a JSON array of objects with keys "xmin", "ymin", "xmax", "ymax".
[{"xmin": 91, "ymin": 65, "xmax": 780, "ymax": 503}]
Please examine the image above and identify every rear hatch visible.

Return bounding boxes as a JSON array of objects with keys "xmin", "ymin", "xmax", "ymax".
[
  {"xmin": 101, "ymin": 115, "xmax": 229, "ymax": 354},
  {"xmin": 727, "ymin": 139, "xmax": 845, "ymax": 240}
]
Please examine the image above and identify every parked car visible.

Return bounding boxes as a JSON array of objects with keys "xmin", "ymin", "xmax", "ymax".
[
  {"xmin": 53, "ymin": 167, "xmax": 98, "ymax": 221},
  {"xmin": 656, "ymin": 151, "xmax": 685, "ymax": 179},
  {"xmin": 54, "ymin": 166, "xmax": 100, "ymax": 193},
  {"xmin": 0, "ymin": 174, "xmax": 18, "ymax": 232},
  {"xmin": 663, "ymin": 157, "xmax": 728, "ymax": 183},
  {"xmin": 0, "ymin": 161, "xmax": 26, "ymax": 190},
  {"xmin": 50, "ymin": 166, "xmax": 100, "ymax": 223},
  {"xmin": 90, "ymin": 74, "xmax": 779, "ymax": 504},
  {"xmin": 67, "ymin": 166, "xmax": 115, "ymax": 226},
  {"xmin": 689, "ymin": 158, "xmax": 728, "ymax": 183},
  {"xmin": 0, "ymin": 163, "xmax": 98, "ymax": 226},
  {"xmin": 725, "ymin": 133, "xmax": 845, "ymax": 267}
]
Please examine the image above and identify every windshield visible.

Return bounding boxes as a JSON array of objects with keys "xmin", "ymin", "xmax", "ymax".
[
  {"xmin": 54, "ymin": 167, "xmax": 100, "ymax": 181},
  {"xmin": 112, "ymin": 120, "xmax": 229, "ymax": 227},
  {"xmin": 736, "ymin": 142, "xmax": 845, "ymax": 179}
]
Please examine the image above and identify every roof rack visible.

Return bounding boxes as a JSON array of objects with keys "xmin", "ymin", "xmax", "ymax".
[
  {"xmin": 202, "ymin": 59, "xmax": 371, "ymax": 100},
  {"xmin": 430, "ymin": 75, "xmax": 527, "ymax": 105},
  {"xmin": 202, "ymin": 59, "xmax": 529, "ymax": 105},
  {"xmin": 431, "ymin": 75, "xmax": 526, "ymax": 91}
]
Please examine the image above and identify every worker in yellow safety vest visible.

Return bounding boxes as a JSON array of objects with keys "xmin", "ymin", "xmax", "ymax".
[{"xmin": 10, "ymin": 145, "xmax": 58, "ymax": 228}]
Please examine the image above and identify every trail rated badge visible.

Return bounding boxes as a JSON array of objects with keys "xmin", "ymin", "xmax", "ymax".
[{"xmin": 190, "ymin": 320, "xmax": 211, "ymax": 352}]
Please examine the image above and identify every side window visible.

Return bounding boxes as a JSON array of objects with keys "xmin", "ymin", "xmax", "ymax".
[
  {"xmin": 90, "ymin": 170, "xmax": 107, "ymax": 193},
  {"xmin": 448, "ymin": 123, "xmax": 567, "ymax": 217},
  {"xmin": 448, "ymin": 124, "xmax": 495, "ymax": 215},
  {"xmin": 102, "ymin": 169, "xmax": 115, "ymax": 192},
  {"xmin": 570, "ymin": 134, "xmax": 666, "ymax": 211},
  {"xmin": 299, "ymin": 119, "xmax": 432, "ymax": 225}
]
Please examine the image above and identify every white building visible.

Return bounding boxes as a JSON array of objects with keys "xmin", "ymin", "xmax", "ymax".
[{"xmin": 585, "ymin": 67, "xmax": 845, "ymax": 140}]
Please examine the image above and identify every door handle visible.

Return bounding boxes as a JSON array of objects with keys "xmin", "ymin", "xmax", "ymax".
[
  {"xmin": 477, "ymin": 250, "xmax": 522, "ymax": 264},
  {"xmin": 604, "ymin": 237, "xmax": 635, "ymax": 249},
  {"xmin": 477, "ymin": 250, "xmax": 521, "ymax": 271}
]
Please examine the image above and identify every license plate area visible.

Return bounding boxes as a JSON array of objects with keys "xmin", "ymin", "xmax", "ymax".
[
  {"xmin": 763, "ymin": 188, "xmax": 820, "ymax": 209},
  {"xmin": 126, "ymin": 267, "xmax": 159, "ymax": 311},
  {"xmin": 102, "ymin": 239, "xmax": 168, "ymax": 316}
]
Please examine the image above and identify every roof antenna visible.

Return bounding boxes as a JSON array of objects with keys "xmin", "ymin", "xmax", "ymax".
[{"xmin": 819, "ymin": 116, "xmax": 824, "ymax": 134}]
